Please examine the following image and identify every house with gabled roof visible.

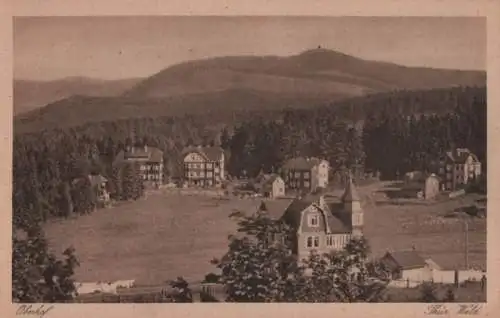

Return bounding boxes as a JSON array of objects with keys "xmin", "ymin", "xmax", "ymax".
[
  {"xmin": 282, "ymin": 157, "xmax": 329, "ymax": 193},
  {"xmin": 182, "ymin": 146, "xmax": 225, "ymax": 188},
  {"xmin": 438, "ymin": 148, "xmax": 481, "ymax": 191},
  {"xmin": 253, "ymin": 173, "xmax": 285, "ymax": 198},
  {"xmin": 381, "ymin": 250, "xmax": 439, "ymax": 283},
  {"xmin": 274, "ymin": 176, "xmax": 363, "ymax": 261},
  {"xmin": 114, "ymin": 145, "xmax": 164, "ymax": 188}
]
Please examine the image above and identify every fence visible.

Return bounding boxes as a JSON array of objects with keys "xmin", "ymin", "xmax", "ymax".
[
  {"xmin": 74, "ymin": 281, "xmax": 226, "ymax": 303},
  {"xmin": 388, "ymin": 270, "xmax": 486, "ymax": 288}
]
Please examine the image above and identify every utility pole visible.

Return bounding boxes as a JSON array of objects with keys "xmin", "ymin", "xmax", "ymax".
[{"xmin": 464, "ymin": 219, "xmax": 469, "ymax": 270}]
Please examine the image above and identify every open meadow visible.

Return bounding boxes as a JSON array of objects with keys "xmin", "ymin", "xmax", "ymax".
[
  {"xmin": 364, "ymin": 184, "xmax": 486, "ymax": 271},
  {"xmin": 44, "ymin": 192, "xmax": 262, "ymax": 285},
  {"xmin": 44, "ymin": 181, "xmax": 486, "ymax": 286}
]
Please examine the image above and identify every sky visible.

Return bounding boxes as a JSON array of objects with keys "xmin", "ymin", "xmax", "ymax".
[{"xmin": 13, "ymin": 16, "xmax": 486, "ymax": 81}]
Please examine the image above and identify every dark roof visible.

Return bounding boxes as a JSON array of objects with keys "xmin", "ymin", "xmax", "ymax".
[
  {"xmin": 255, "ymin": 173, "xmax": 283, "ymax": 191},
  {"xmin": 341, "ymin": 177, "xmax": 360, "ymax": 202},
  {"xmin": 280, "ymin": 198, "xmax": 312, "ymax": 229},
  {"xmin": 280, "ymin": 195, "xmax": 351, "ymax": 234},
  {"xmin": 383, "ymin": 250, "xmax": 427, "ymax": 270},
  {"xmin": 324, "ymin": 206, "xmax": 352, "ymax": 234},
  {"xmin": 259, "ymin": 199, "xmax": 294, "ymax": 219},
  {"xmin": 114, "ymin": 146, "xmax": 164, "ymax": 164},
  {"xmin": 182, "ymin": 146, "xmax": 224, "ymax": 161},
  {"xmin": 88, "ymin": 174, "xmax": 107, "ymax": 187},
  {"xmin": 445, "ymin": 148, "xmax": 478, "ymax": 164},
  {"xmin": 282, "ymin": 157, "xmax": 326, "ymax": 170}
]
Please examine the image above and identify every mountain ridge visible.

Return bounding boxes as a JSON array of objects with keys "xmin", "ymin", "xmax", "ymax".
[{"xmin": 14, "ymin": 48, "xmax": 486, "ymax": 133}]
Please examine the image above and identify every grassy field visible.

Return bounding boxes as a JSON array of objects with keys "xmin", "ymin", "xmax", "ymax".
[
  {"xmin": 364, "ymin": 184, "xmax": 486, "ymax": 271},
  {"xmin": 45, "ymin": 192, "xmax": 261, "ymax": 285},
  {"xmin": 44, "ymin": 181, "xmax": 486, "ymax": 286}
]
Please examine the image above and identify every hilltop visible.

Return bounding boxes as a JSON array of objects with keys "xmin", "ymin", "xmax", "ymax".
[{"xmin": 14, "ymin": 49, "xmax": 486, "ymax": 133}]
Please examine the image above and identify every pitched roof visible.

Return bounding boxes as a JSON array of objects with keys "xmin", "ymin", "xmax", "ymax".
[
  {"xmin": 282, "ymin": 157, "xmax": 325, "ymax": 170},
  {"xmin": 324, "ymin": 204, "xmax": 352, "ymax": 234},
  {"xmin": 341, "ymin": 176, "xmax": 360, "ymax": 202},
  {"xmin": 280, "ymin": 195, "xmax": 352, "ymax": 234},
  {"xmin": 115, "ymin": 146, "xmax": 164, "ymax": 164},
  {"xmin": 259, "ymin": 199, "xmax": 294, "ymax": 219},
  {"xmin": 183, "ymin": 146, "xmax": 224, "ymax": 161},
  {"xmin": 280, "ymin": 198, "xmax": 312, "ymax": 229},
  {"xmin": 255, "ymin": 173, "xmax": 283, "ymax": 191},
  {"xmin": 383, "ymin": 250, "xmax": 427, "ymax": 270},
  {"xmin": 445, "ymin": 148, "xmax": 479, "ymax": 164}
]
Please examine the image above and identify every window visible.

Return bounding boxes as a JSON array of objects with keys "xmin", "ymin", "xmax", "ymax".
[
  {"xmin": 207, "ymin": 171, "xmax": 213, "ymax": 177},
  {"xmin": 306, "ymin": 236, "xmax": 320, "ymax": 248},
  {"xmin": 308, "ymin": 214, "xmax": 319, "ymax": 227},
  {"xmin": 295, "ymin": 172, "xmax": 300, "ymax": 178},
  {"xmin": 304, "ymin": 181, "xmax": 310, "ymax": 188},
  {"xmin": 326, "ymin": 236, "xmax": 334, "ymax": 246},
  {"xmin": 304, "ymin": 171, "xmax": 310, "ymax": 178},
  {"xmin": 446, "ymin": 164, "xmax": 452, "ymax": 171}
]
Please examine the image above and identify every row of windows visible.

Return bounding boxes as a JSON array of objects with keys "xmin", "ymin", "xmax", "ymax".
[
  {"xmin": 190, "ymin": 179, "xmax": 222, "ymax": 186},
  {"xmin": 289, "ymin": 171, "xmax": 310, "ymax": 178},
  {"xmin": 185, "ymin": 162, "xmax": 221, "ymax": 169},
  {"xmin": 445, "ymin": 163, "xmax": 479, "ymax": 172},
  {"xmin": 306, "ymin": 235, "xmax": 350, "ymax": 248},
  {"xmin": 143, "ymin": 174, "xmax": 162, "ymax": 181},
  {"xmin": 187, "ymin": 171, "xmax": 221, "ymax": 178},
  {"xmin": 140, "ymin": 164, "xmax": 163, "ymax": 171}
]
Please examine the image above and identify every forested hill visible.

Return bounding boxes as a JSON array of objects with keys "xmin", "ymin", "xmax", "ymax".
[
  {"xmin": 13, "ymin": 85, "xmax": 486, "ymax": 224},
  {"xmin": 124, "ymin": 49, "xmax": 485, "ymax": 99},
  {"xmin": 14, "ymin": 49, "xmax": 485, "ymax": 133}
]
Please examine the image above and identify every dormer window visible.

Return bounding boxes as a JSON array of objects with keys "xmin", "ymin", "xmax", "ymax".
[{"xmin": 308, "ymin": 214, "xmax": 319, "ymax": 227}]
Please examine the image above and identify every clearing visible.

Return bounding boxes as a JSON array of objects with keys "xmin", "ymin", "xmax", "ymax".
[{"xmin": 44, "ymin": 181, "xmax": 486, "ymax": 285}]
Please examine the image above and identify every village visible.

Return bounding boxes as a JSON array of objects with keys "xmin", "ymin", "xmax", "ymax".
[{"xmin": 44, "ymin": 143, "xmax": 487, "ymax": 302}]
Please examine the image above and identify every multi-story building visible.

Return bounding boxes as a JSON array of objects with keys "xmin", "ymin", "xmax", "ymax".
[
  {"xmin": 438, "ymin": 148, "xmax": 481, "ymax": 191},
  {"xmin": 277, "ymin": 177, "xmax": 363, "ymax": 262},
  {"xmin": 282, "ymin": 157, "xmax": 329, "ymax": 192},
  {"xmin": 182, "ymin": 146, "xmax": 225, "ymax": 187},
  {"xmin": 114, "ymin": 145, "xmax": 164, "ymax": 188}
]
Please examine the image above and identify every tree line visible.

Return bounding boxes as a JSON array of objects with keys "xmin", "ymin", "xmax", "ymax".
[{"xmin": 362, "ymin": 86, "xmax": 486, "ymax": 179}]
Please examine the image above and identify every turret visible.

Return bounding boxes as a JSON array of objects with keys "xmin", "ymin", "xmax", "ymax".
[{"xmin": 341, "ymin": 173, "xmax": 364, "ymax": 237}]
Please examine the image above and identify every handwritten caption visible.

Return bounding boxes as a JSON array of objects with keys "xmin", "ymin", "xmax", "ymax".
[
  {"xmin": 426, "ymin": 304, "xmax": 483, "ymax": 315},
  {"xmin": 16, "ymin": 304, "xmax": 54, "ymax": 318}
]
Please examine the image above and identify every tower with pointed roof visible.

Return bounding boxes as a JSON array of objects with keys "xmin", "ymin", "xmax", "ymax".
[{"xmin": 341, "ymin": 173, "xmax": 363, "ymax": 237}]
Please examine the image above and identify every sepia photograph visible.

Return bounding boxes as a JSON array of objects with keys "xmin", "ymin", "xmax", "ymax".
[{"xmin": 11, "ymin": 15, "xmax": 488, "ymax": 305}]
